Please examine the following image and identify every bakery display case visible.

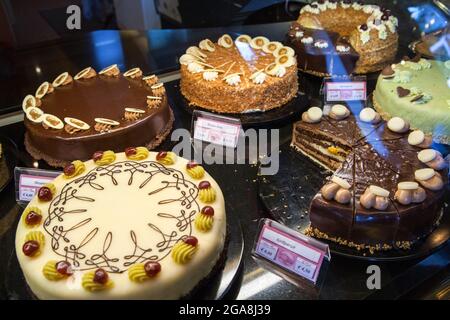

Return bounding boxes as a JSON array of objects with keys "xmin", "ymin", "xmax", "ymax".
[{"xmin": 0, "ymin": 0, "xmax": 449, "ymax": 301}]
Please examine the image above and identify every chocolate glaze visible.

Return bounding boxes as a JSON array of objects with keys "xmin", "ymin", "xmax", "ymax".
[
  {"xmin": 287, "ymin": 22, "xmax": 359, "ymax": 75},
  {"xmin": 293, "ymin": 111, "xmax": 448, "ymax": 249},
  {"xmin": 25, "ymin": 74, "xmax": 172, "ymax": 163}
]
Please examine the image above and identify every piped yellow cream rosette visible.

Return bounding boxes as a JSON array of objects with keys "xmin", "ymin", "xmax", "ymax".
[
  {"xmin": 63, "ymin": 160, "xmax": 85, "ymax": 179},
  {"xmin": 171, "ymin": 236, "xmax": 198, "ymax": 264},
  {"xmin": 82, "ymin": 269, "xmax": 114, "ymax": 292},
  {"xmin": 92, "ymin": 150, "xmax": 116, "ymax": 166},
  {"xmin": 128, "ymin": 261, "xmax": 161, "ymax": 282},
  {"xmin": 22, "ymin": 231, "xmax": 45, "ymax": 257},
  {"xmin": 42, "ymin": 260, "xmax": 73, "ymax": 281},
  {"xmin": 194, "ymin": 206, "xmax": 214, "ymax": 232},
  {"xmin": 156, "ymin": 151, "xmax": 176, "ymax": 165},
  {"xmin": 125, "ymin": 146, "xmax": 149, "ymax": 161},
  {"xmin": 22, "ymin": 206, "xmax": 43, "ymax": 228},
  {"xmin": 198, "ymin": 181, "xmax": 216, "ymax": 203},
  {"xmin": 186, "ymin": 161, "xmax": 205, "ymax": 179},
  {"xmin": 37, "ymin": 183, "xmax": 56, "ymax": 203}
]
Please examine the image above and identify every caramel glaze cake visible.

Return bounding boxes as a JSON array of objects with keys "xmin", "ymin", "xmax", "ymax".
[
  {"xmin": 179, "ymin": 34, "xmax": 298, "ymax": 113},
  {"xmin": 16, "ymin": 149, "xmax": 227, "ymax": 299},
  {"xmin": 292, "ymin": 105, "xmax": 448, "ymax": 253},
  {"xmin": 287, "ymin": 1, "xmax": 398, "ymax": 76},
  {"xmin": 22, "ymin": 65, "xmax": 174, "ymax": 167}
]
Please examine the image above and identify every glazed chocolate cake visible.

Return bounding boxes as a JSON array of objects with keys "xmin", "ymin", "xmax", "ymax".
[
  {"xmin": 292, "ymin": 105, "xmax": 448, "ymax": 252},
  {"xmin": 287, "ymin": 1, "xmax": 398, "ymax": 76},
  {"xmin": 22, "ymin": 65, "xmax": 174, "ymax": 167}
]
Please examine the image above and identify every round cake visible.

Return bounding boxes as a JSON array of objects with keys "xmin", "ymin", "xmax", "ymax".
[
  {"xmin": 287, "ymin": 0, "xmax": 398, "ymax": 76},
  {"xmin": 179, "ymin": 34, "xmax": 298, "ymax": 113},
  {"xmin": 373, "ymin": 58, "xmax": 450, "ymax": 144},
  {"xmin": 15, "ymin": 149, "xmax": 226, "ymax": 299},
  {"xmin": 22, "ymin": 65, "xmax": 174, "ymax": 167}
]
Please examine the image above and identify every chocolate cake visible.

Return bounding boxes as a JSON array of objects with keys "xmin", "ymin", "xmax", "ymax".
[
  {"xmin": 287, "ymin": 1, "xmax": 398, "ymax": 76},
  {"xmin": 292, "ymin": 105, "xmax": 448, "ymax": 252},
  {"xmin": 22, "ymin": 65, "xmax": 174, "ymax": 167}
]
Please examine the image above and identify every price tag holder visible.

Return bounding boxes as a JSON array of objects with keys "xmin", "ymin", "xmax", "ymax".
[
  {"xmin": 191, "ymin": 110, "xmax": 242, "ymax": 148},
  {"xmin": 322, "ymin": 75, "xmax": 367, "ymax": 104},
  {"xmin": 252, "ymin": 219, "xmax": 330, "ymax": 291},
  {"xmin": 14, "ymin": 167, "xmax": 61, "ymax": 206}
]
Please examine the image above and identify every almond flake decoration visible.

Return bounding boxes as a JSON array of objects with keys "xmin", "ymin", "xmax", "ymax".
[
  {"xmin": 143, "ymin": 74, "xmax": 158, "ymax": 86},
  {"xmin": 74, "ymin": 67, "xmax": 97, "ymax": 80},
  {"xmin": 151, "ymin": 83, "xmax": 165, "ymax": 96},
  {"xmin": 22, "ymin": 95, "xmax": 41, "ymax": 111},
  {"xmin": 123, "ymin": 67, "xmax": 143, "ymax": 79},
  {"xmin": 146, "ymin": 96, "xmax": 163, "ymax": 108},
  {"xmin": 52, "ymin": 72, "xmax": 73, "ymax": 87},
  {"xmin": 35, "ymin": 82, "xmax": 54, "ymax": 99},
  {"xmin": 99, "ymin": 64, "xmax": 120, "ymax": 76},
  {"xmin": 124, "ymin": 108, "xmax": 146, "ymax": 121},
  {"xmin": 25, "ymin": 107, "xmax": 44, "ymax": 123},
  {"xmin": 64, "ymin": 117, "xmax": 90, "ymax": 134},
  {"xmin": 42, "ymin": 114, "xmax": 64, "ymax": 130},
  {"xmin": 94, "ymin": 118, "xmax": 119, "ymax": 133}
]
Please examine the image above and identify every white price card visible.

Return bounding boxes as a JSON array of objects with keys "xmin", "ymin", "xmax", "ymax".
[
  {"xmin": 325, "ymin": 80, "xmax": 367, "ymax": 102},
  {"xmin": 252, "ymin": 219, "xmax": 330, "ymax": 285},
  {"xmin": 192, "ymin": 110, "xmax": 242, "ymax": 148},
  {"xmin": 14, "ymin": 167, "xmax": 61, "ymax": 205}
]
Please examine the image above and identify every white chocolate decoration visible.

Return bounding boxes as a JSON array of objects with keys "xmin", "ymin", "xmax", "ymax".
[
  {"xmin": 360, "ymin": 186, "xmax": 390, "ymax": 211},
  {"xmin": 302, "ymin": 107, "xmax": 323, "ymax": 123},
  {"xmin": 64, "ymin": 117, "xmax": 90, "ymax": 130},
  {"xmin": 218, "ymin": 34, "xmax": 233, "ymax": 48},
  {"xmin": 415, "ymin": 168, "xmax": 436, "ymax": 181},
  {"xmin": 415, "ymin": 169, "xmax": 444, "ymax": 191},
  {"xmin": 15, "ymin": 152, "xmax": 226, "ymax": 300},
  {"xmin": 94, "ymin": 118, "xmax": 120, "ymax": 126},
  {"xmin": 22, "ymin": 94, "xmax": 39, "ymax": 112},
  {"xmin": 329, "ymin": 104, "xmax": 350, "ymax": 120},
  {"xmin": 186, "ymin": 46, "xmax": 207, "ymax": 59},
  {"xmin": 276, "ymin": 55, "xmax": 296, "ymax": 68},
  {"xmin": 35, "ymin": 82, "xmax": 54, "ymax": 99},
  {"xmin": 314, "ymin": 40, "xmax": 329, "ymax": 49},
  {"xmin": 301, "ymin": 37, "xmax": 313, "ymax": 44},
  {"xmin": 250, "ymin": 70, "xmax": 266, "ymax": 84},
  {"xmin": 395, "ymin": 182, "xmax": 426, "ymax": 205},
  {"xmin": 262, "ymin": 41, "xmax": 282, "ymax": 53},
  {"xmin": 398, "ymin": 182, "xmax": 419, "ymax": 190},
  {"xmin": 418, "ymin": 149, "xmax": 437, "ymax": 163},
  {"xmin": 274, "ymin": 46, "xmax": 295, "ymax": 57},
  {"xmin": 224, "ymin": 73, "xmax": 241, "ymax": 86},
  {"xmin": 336, "ymin": 45, "xmax": 350, "ymax": 52},
  {"xmin": 387, "ymin": 117, "xmax": 409, "ymax": 133},
  {"xmin": 331, "ymin": 176, "xmax": 351, "ymax": 190},
  {"xmin": 418, "ymin": 149, "xmax": 447, "ymax": 170},
  {"xmin": 199, "ymin": 39, "xmax": 215, "ymax": 52},
  {"xmin": 203, "ymin": 70, "xmax": 218, "ymax": 81},
  {"xmin": 359, "ymin": 108, "xmax": 380, "ymax": 123},
  {"xmin": 179, "ymin": 54, "xmax": 200, "ymax": 66},
  {"xmin": 408, "ymin": 130, "xmax": 425, "ymax": 145},
  {"xmin": 42, "ymin": 114, "xmax": 64, "ymax": 130},
  {"xmin": 187, "ymin": 62, "xmax": 204, "ymax": 73},
  {"xmin": 235, "ymin": 34, "xmax": 252, "ymax": 44},
  {"xmin": 25, "ymin": 107, "xmax": 44, "ymax": 124},
  {"xmin": 250, "ymin": 36, "xmax": 269, "ymax": 49},
  {"xmin": 369, "ymin": 185, "xmax": 390, "ymax": 197}
]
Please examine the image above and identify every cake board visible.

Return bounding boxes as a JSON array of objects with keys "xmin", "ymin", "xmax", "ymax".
[
  {"xmin": 169, "ymin": 80, "xmax": 309, "ymax": 128},
  {"xmin": 0, "ymin": 135, "xmax": 18, "ymax": 193},
  {"xmin": 257, "ymin": 142, "xmax": 450, "ymax": 262},
  {"xmin": 3, "ymin": 204, "xmax": 244, "ymax": 300}
]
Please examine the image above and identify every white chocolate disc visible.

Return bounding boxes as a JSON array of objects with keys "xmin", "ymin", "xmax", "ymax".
[
  {"xmin": 95, "ymin": 118, "xmax": 120, "ymax": 126},
  {"xmin": 387, "ymin": 117, "xmax": 406, "ymax": 133},
  {"xmin": 359, "ymin": 108, "xmax": 376, "ymax": 123},
  {"xmin": 408, "ymin": 130, "xmax": 425, "ymax": 145},
  {"xmin": 64, "ymin": 117, "xmax": 90, "ymax": 130},
  {"xmin": 123, "ymin": 67, "xmax": 141, "ymax": 77},
  {"xmin": 415, "ymin": 168, "xmax": 436, "ymax": 181},
  {"xmin": 218, "ymin": 34, "xmax": 233, "ymax": 48},
  {"xmin": 235, "ymin": 34, "xmax": 252, "ymax": 44},
  {"xmin": 274, "ymin": 46, "xmax": 295, "ymax": 57},
  {"xmin": 146, "ymin": 95, "xmax": 162, "ymax": 100},
  {"xmin": 331, "ymin": 104, "xmax": 348, "ymax": 116},
  {"xmin": 43, "ymin": 114, "xmax": 64, "ymax": 130},
  {"xmin": 398, "ymin": 181, "xmax": 419, "ymax": 190},
  {"xmin": 99, "ymin": 64, "xmax": 118, "ymax": 74},
  {"xmin": 35, "ymin": 82, "xmax": 50, "ymax": 99},
  {"xmin": 25, "ymin": 107, "xmax": 44, "ymax": 123},
  {"xmin": 331, "ymin": 176, "xmax": 351, "ymax": 189},
  {"xmin": 199, "ymin": 39, "xmax": 215, "ymax": 52},
  {"xmin": 124, "ymin": 107, "xmax": 145, "ymax": 114},
  {"xmin": 151, "ymin": 83, "xmax": 164, "ymax": 90},
  {"xmin": 186, "ymin": 46, "xmax": 206, "ymax": 58},
  {"xmin": 22, "ymin": 94, "xmax": 36, "ymax": 111},
  {"xmin": 418, "ymin": 149, "xmax": 437, "ymax": 163},
  {"xmin": 250, "ymin": 36, "xmax": 269, "ymax": 49},
  {"xmin": 369, "ymin": 185, "xmax": 390, "ymax": 197},
  {"xmin": 307, "ymin": 107, "xmax": 323, "ymax": 122}
]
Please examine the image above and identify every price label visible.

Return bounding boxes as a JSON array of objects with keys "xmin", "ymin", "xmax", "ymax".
[
  {"xmin": 325, "ymin": 80, "xmax": 367, "ymax": 102},
  {"xmin": 252, "ymin": 219, "xmax": 330, "ymax": 285},
  {"xmin": 192, "ymin": 111, "xmax": 242, "ymax": 148},
  {"xmin": 14, "ymin": 167, "xmax": 61, "ymax": 204}
]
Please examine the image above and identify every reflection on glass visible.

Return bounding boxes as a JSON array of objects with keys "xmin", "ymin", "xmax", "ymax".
[{"xmin": 90, "ymin": 31, "xmax": 125, "ymax": 70}]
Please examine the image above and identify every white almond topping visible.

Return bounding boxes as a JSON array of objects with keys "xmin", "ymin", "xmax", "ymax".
[
  {"xmin": 359, "ymin": 108, "xmax": 376, "ymax": 123},
  {"xmin": 331, "ymin": 104, "xmax": 348, "ymax": 116},
  {"xmin": 331, "ymin": 176, "xmax": 351, "ymax": 190},
  {"xmin": 415, "ymin": 168, "xmax": 436, "ymax": 181},
  {"xmin": 398, "ymin": 182, "xmax": 419, "ymax": 190},
  {"xmin": 186, "ymin": 46, "xmax": 207, "ymax": 59},
  {"xmin": 64, "ymin": 117, "xmax": 90, "ymax": 130},
  {"xmin": 250, "ymin": 36, "xmax": 269, "ymax": 49},
  {"xmin": 199, "ymin": 39, "xmax": 215, "ymax": 52},
  {"xmin": 387, "ymin": 117, "xmax": 407, "ymax": 133},
  {"xmin": 262, "ymin": 41, "xmax": 282, "ymax": 53},
  {"xmin": 274, "ymin": 46, "xmax": 295, "ymax": 57},
  {"xmin": 418, "ymin": 149, "xmax": 437, "ymax": 163},
  {"xmin": 22, "ymin": 94, "xmax": 37, "ymax": 111},
  {"xmin": 25, "ymin": 107, "xmax": 44, "ymax": 123},
  {"xmin": 180, "ymin": 53, "xmax": 200, "ymax": 66},
  {"xmin": 369, "ymin": 185, "xmax": 390, "ymax": 197},
  {"xmin": 307, "ymin": 107, "xmax": 323, "ymax": 122},
  {"xmin": 43, "ymin": 114, "xmax": 64, "ymax": 130},
  {"xmin": 408, "ymin": 130, "xmax": 425, "ymax": 145},
  {"xmin": 235, "ymin": 34, "xmax": 252, "ymax": 44},
  {"xmin": 35, "ymin": 82, "xmax": 52, "ymax": 99},
  {"xmin": 301, "ymin": 37, "xmax": 314, "ymax": 44},
  {"xmin": 94, "ymin": 118, "xmax": 120, "ymax": 126},
  {"xmin": 218, "ymin": 34, "xmax": 233, "ymax": 48},
  {"xmin": 124, "ymin": 108, "xmax": 145, "ymax": 114},
  {"xmin": 276, "ymin": 54, "xmax": 295, "ymax": 67}
]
